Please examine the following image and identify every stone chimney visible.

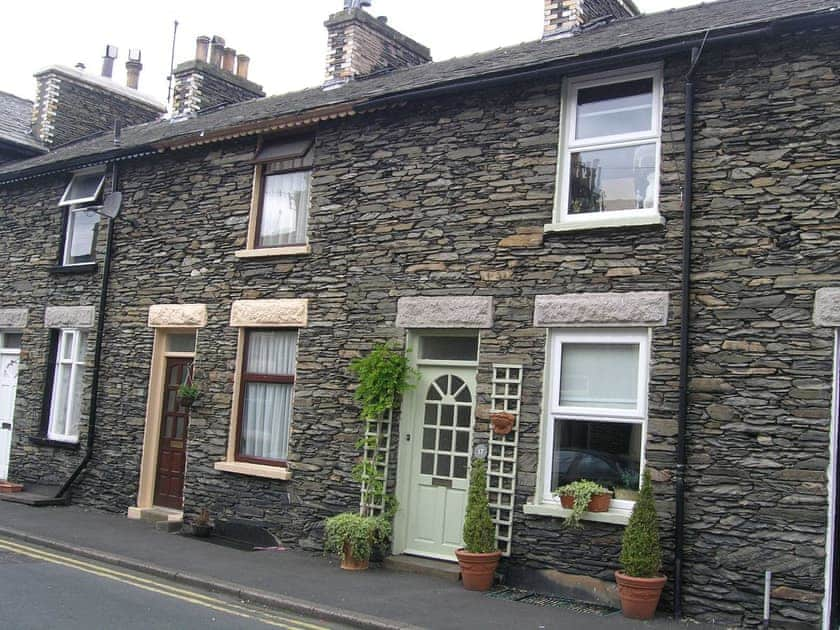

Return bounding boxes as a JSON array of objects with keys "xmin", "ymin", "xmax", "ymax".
[
  {"xmin": 101, "ymin": 45, "xmax": 118, "ymax": 78},
  {"xmin": 31, "ymin": 62, "xmax": 165, "ymax": 147},
  {"xmin": 125, "ymin": 49, "xmax": 143, "ymax": 90},
  {"xmin": 170, "ymin": 34, "xmax": 265, "ymax": 117},
  {"xmin": 324, "ymin": 2, "xmax": 431, "ymax": 86},
  {"xmin": 543, "ymin": 0, "xmax": 638, "ymax": 39}
]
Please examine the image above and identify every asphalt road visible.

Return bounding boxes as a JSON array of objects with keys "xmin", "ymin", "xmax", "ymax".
[{"xmin": 0, "ymin": 537, "xmax": 349, "ymax": 630}]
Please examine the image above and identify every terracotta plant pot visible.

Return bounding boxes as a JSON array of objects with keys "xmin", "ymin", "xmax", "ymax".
[
  {"xmin": 340, "ymin": 541, "xmax": 370, "ymax": 571},
  {"xmin": 490, "ymin": 412, "xmax": 515, "ymax": 435},
  {"xmin": 455, "ymin": 548, "xmax": 502, "ymax": 591},
  {"xmin": 615, "ymin": 571, "xmax": 666, "ymax": 620},
  {"xmin": 560, "ymin": 492, "xmax": 612, "ymax": 512}
]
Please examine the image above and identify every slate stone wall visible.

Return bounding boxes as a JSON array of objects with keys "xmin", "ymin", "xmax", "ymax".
[
  {"xmin": 0, "ymin": 26, "xmax": 838, "ymax": 628},
  {"xmin": 1, "ymin": 171, "xmax": 106, "ymax": 487}
]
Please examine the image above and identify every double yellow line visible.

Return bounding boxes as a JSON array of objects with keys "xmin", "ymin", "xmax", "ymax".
[{"xmin": 0, "ymin": 537, "xmax": 332, "ymax": 630}]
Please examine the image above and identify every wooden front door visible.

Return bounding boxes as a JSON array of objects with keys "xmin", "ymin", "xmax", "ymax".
[
  {"xmin": 402, "ymin": 366, "xmax": 475, "ymax": 560},
  {"xmin": 154, "ymin": 357, "xmax": 191, "ymax": 509}
]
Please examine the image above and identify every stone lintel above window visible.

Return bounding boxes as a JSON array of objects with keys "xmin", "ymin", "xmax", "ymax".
[
  {"xmin": 44, "ymin": 306, "xmax": 95, "ymax": 329},
  {"xmin": 813, "ymin": 288, "xmax": 840, "ymax": 327},
  {"xmin": 0, "ymin": 308, "xmax": 28, "ymax": 329},
  {"xmin": 229, "ymin": 299, "xmax": 308, "ymax": 328},
  {"xmin": 534, "ymin": 292, "xmax": 669, "ymax": 327},
  {"xmin": 396, "ymin": 296, "xmax": 494, "ymax": 329},
  {"xmin": 148, "ymin": 304, "xmax": 208, "ymax": 328}
]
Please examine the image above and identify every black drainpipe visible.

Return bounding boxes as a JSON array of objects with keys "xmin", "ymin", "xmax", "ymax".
[
  {"xmin": 56, "ymin": 158, "xmax": 120, "ymax": 499},
  {"xmin": 674, "ymin": 41, "xmax": 704, "ymax": 619}
]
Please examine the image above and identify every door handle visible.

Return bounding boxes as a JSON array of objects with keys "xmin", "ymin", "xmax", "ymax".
[{"xmin": 1, "ymin": 423, "xmax": 11, "ymax": 430}]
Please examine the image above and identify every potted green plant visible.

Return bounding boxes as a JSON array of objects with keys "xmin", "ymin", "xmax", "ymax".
[
  {"xmin": 177, "ymin": 382, "xmax": 200, "ymax": 408},
  {"xmin": 192, "ymin": 508, "xmax": 212, "ymax": 538},
  {"xmin": 322, "ymin": 343, "xmax": 416, "ymax": 570},
  {"xmin": 324, "ymin": 512, "xmax": 391, "ymax": 570},
  {"xmin": 556, "ymin": 479, "xmax": 612, "ymax": 528},
  {"xmin": 615, "ymin": 470, "xmax": 666, "ymax": 620},
  {"xmin": 455, "ymin": 458, "xmax": 501, "ymax": 591}
]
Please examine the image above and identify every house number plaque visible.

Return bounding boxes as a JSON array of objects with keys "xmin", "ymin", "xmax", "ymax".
[{"xmin": 473, "ymin": 443, "xmax": 488, "ymax": 460}]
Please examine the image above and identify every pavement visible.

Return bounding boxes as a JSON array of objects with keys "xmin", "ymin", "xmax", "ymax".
[{"xmin": 0, "ymin": 501, "xmax": 706, "ymax": 629}]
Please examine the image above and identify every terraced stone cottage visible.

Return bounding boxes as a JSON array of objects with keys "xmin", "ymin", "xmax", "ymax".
[{"xmin": 0, "ymin": 0, "xmax": 839, "ymax": 626}]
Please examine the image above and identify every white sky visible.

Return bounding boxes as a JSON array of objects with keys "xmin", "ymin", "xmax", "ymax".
[{"xmin": 1, "ymin": 0, "xmax": 705, "ymax": 106}]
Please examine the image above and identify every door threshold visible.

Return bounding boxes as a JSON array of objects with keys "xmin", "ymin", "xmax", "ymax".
[{"xmin": 385, "ymin": 554, "xmax": 461, "ymax": 581}]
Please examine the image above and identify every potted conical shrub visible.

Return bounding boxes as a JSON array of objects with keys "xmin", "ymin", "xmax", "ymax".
[
  {"xmin": 455, "ymin": 458, "xmax": 501, "ymax": 591},
  {"xmin": 615, "ymin": 469, "xmax": 666, "ymax": 620}
]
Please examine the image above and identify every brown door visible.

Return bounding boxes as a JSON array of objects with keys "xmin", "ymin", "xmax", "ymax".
[{"xmin": 154, "ymin": 357, "xmax": 191, "ymax": 509}]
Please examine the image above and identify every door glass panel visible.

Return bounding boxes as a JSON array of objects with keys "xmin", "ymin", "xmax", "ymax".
[
  {"xmin": 440, "ymin": 406, "xmax": 454, "ymax": 426},
  {"xmin": 421, "ymin": 452, "xmax": 434, "ymax": 475},
  {"xmin": 424, "ymin": 403, "xmax": 437, "ymax": 423},
  {"xmin": 455, "ymin": 431, "xmax": 469, "ymax": 452},
  {"xmin": 436, "ymin": 454, "xmax": 451, "ymax": 477},
  {"xmin": 166, "ymin": 333, "xmax": 196, "ymax": 353},
  {"xmin": 420, "ymin": 336, "xmax": 478, "ymax": 362},
  {"xmin": 453, "ymin": 456, "xmax": 468, "ymax": 479},
  {"xmin": 439, "ymin": 429, "xmax": 453, "ymax": 451},
  {"xmin": 456, "ymin": 406, "xmax": 471, "ymax": 427},
  {"xmin": 422, "ymin": 428, "xmax": 436, "ymax": 449}
]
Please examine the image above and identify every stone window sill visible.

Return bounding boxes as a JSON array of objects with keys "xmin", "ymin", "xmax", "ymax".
[
  {"xmin": 523, "ymin": 501, "xmax": 631, "ymax": 525},
  {"xmin": 214, "ymin": 460, "xmax": 292, "ymax": 480},
  {"xmin": 234, "ymin": 245, "xmax": 311, "ymax": 259},
  {"xmin": 544, "ymin": 214, "xmax": 665, "ymax": 234},
  {"xmin": 30, "ymin": 436, "xmax": 81, "ymax": 450},
  {"xmin": 49, "ymin": 263, "xmax": 98, "ymax": 275}
]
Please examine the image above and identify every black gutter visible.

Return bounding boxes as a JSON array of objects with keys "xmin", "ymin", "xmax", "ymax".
[
  {"xmin": 674, "ymin": 34, "xmax": 707, "ymax": 618},
  {"xmin": 0, "ymin": 146, "xmax": 154, "ymax": 186},
  {"xmin": 56, "ymin": 160, "xmax": 119, "ymax": 498}
]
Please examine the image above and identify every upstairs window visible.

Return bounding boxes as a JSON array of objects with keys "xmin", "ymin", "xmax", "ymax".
[
  {"xmin": 556, "ymin": 66, "xmax": 662, "ymax": 225},
  {"xmin": 58, "ymin": 168, "xmax": 105, "ymax": 266},
  {"xmin": 251, "ymin": 136, "xmax": 314, "ymax": 250}
]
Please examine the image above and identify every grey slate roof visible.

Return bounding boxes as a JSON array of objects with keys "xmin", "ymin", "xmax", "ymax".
[
  {"xmin": 1, "ymin": 0, "xmax": 838, "ymax": 180},
  {"xmin": 0, "ymin": 91, "xmax": 45, "ymax": 154}
]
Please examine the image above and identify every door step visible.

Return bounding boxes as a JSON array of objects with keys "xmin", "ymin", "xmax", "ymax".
[
  {"xmin": 384, "ymin": 554, "xmax": 461, "ymax": 581},
  {"xmin": 0, "ymin": 481, "xmax": 24, "ymax": 493},
  {"xmin": 0, "ymin": 484, "xmax": 69, "ymax": 506},
  {"xmin": 127, "ymin": 506, "xmax": 183, "ymax": 532}
]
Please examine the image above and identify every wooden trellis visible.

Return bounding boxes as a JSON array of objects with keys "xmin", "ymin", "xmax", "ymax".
[
  {"xmin": 487, "ymin": 364, "xmax": 523, "ymax": 556},
  {"xmin": 359, "ymin": 409, "xmax": 393, "ymax": 516}
]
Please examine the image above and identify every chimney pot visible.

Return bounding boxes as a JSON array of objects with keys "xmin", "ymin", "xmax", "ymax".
[
  {"xmin": 236, "ymin": 54, "xmax": 250, "ymax": 79},
  {"xmin": 101, "ymin": 44, "xmax": 118, "ymax": 78},
  {"xmin": 125, "ymin": 49, "xmax": 143, "ymax": 89},
  {"xmin": 209, "ymin": 38, "xmax": 225, "ymax": 67},
  {"xmin": 195, "ymin": 36, "xmax": 210, "ymax": 63},
  {"xmin": 222, "ymin": 47, "xmax": 236, "ymax": 72}
]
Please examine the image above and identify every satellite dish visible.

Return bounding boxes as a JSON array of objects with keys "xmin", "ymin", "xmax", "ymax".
[{"xmin": 100, "ymin": 191, "xmax": 123, "ymax": 219}]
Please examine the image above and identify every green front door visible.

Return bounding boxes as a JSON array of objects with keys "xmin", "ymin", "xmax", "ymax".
[{"xmin": 400, "ymin": 366, "xmax": 475, "ymax": 560}]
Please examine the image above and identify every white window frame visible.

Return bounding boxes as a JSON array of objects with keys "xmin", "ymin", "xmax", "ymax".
[
  {"xmin": 58, "ymin": 168, "xmax": 106, "ymax": 207},
  {"xmin": 554, "ymin": 64, "xmax": 663, "ymax": 226},
  {"xmin": 62, "ymin": 205, "xmax": 102, "ymax": 267},
  {"xmin": 59, "ymin": 168, "xmax": 106, "ymax": 267},
  {"xmin": 540, "ymin": 328, "xmax": 650, "ymax": 512},
  {"xmin": 47, "ymin": 329, "xmax": 87, "ymax": 443}
]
